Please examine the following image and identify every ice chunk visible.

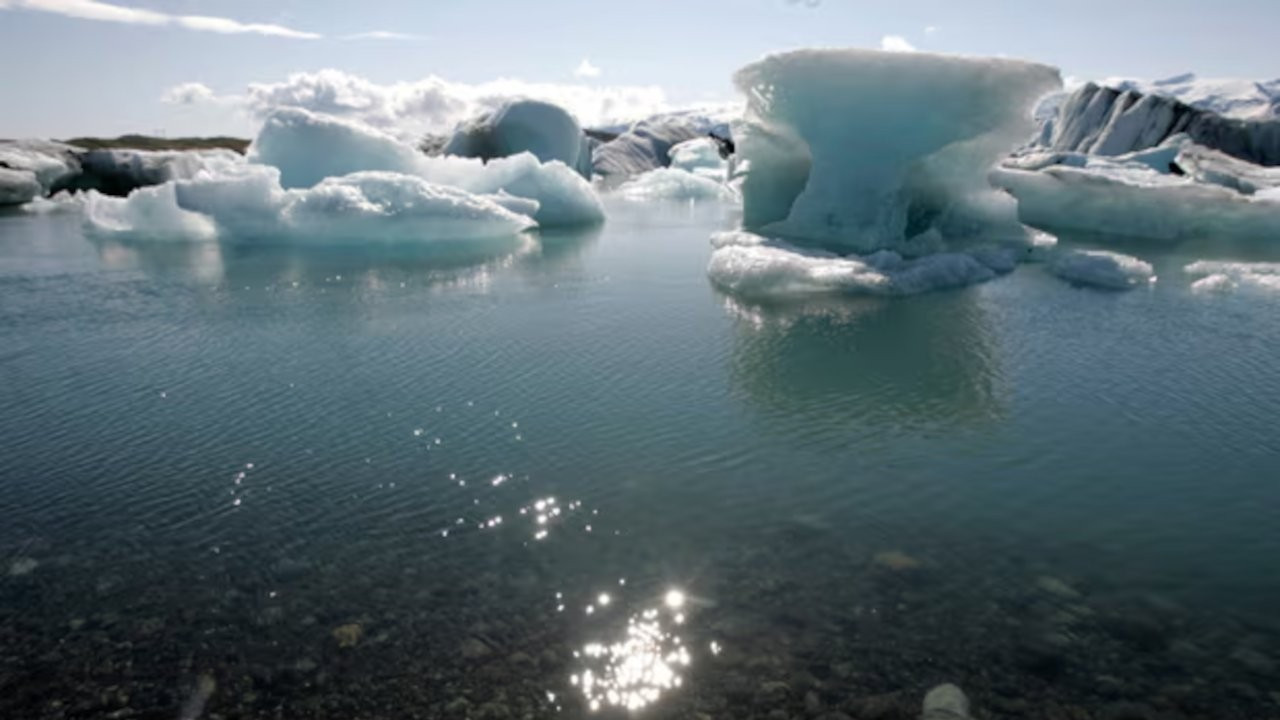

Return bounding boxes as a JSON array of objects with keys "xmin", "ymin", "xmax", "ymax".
[
  {"xmin": 0, "ymin": 140, "xmax": 81, "ymax": 196},
  {"xmin": 592, "ymin": 115, "xmax": 723, "ymax": 178},
  {"xmin": 249, "ymin": 107, "xmax": 602, "ymax": 227},
  {"xmin": 1047, "ymin": 249, "xmax": 1155, "ymax": 290},
  {"xmin": 0, "ymin": 168, "xmax": 43, "ymax": 206},
  {"xmin": 1185, "ymin": 260, "xmax": 1280, "ymax": 294},
  {"xmin": 84, "ymin": 167, "xmax": 536, "ymax": 244},
  {"xmin": 706, "ymin": 231, "xmax": 1003, "ymax": 297},
  {"xmin": 616, "ymin": 168, "xmax": 735, "ymax": 201},
  {"xmin": 82, "ymin": 184, "xmax": 219, "ymax": 241},
  {"xmin": 443, "ymin": 100, "xmax": 594, "ymax": 178},
  {"xmin": 668, "ymin": 138, "xmax": 729, "ymax": 180},
  {"xmin": 732, "ymin": 49, "xmax": 1060, "ymax": 252},
  {"xmin": 993, "ymin": 163, "xmax": 1280, "ymax": 241},
  {"xmin": 57, "ymin": 148, "xmax": 240, "ymax": 197}
]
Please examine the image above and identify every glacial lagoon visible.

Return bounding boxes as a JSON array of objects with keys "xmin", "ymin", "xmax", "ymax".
[{"xmin": 2, "ymin": 196, "xmax": 1280, "ymax": 718}]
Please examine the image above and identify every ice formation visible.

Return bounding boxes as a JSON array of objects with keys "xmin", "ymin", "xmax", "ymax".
[
  {"xmin": 1046, "ymin": 249, "xmax": 1155, "ymax": 290},
  {"xmin": 706, "ymin": 231, "xmax": 1015, "ymax": 297},
  {"xmin": 249, "ymin": 107, "xmax": 602, "ymax": 228},
  {"xmin": 1032, "ymin": 82, "xmax": 1280, "ymax": 165},
  {"xmin": 732, "ymin": 49, "xmax": 1060, "ymax": 252},
  {"xmin": 82, "ymin": 165, "xmax": 535, "ymax": 243},
  {"xmin": 0, "ymin": 140, "xmax": 81, "ymax": 205},
  {"xmin": 1185, "ymin": 260, "xmax": 1280, "ymax": 294},
  {"xmin": 668, "ymin": 138, "xmax": 730, "ymax": 181},
  {"xmin": 616, "ymin": 168, "xmax": 735, "ymax": 202},
  {"xmin": 443, "ymin": 100, "xmax": 594, "ymax": 179},
  {"xmin": 1101, "ymin": 73, "xmax": 1280, "ymax": 120},
  {"xmin": 592, "ymin": 109, "xmax": 735, "ymax": 178},
  {"xmin": 994, "ymin": 149, "xmax": 1280, "ymax": 241}
]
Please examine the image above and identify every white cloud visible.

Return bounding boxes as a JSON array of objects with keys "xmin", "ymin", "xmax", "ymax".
[
  {"xmin": 233, "ymin": 69, "xmax": 678, "ymax": 138},
  {"xmin": 343, "ymin": 30, "xmax": 422, "ymax": 41},
  {"xmin": 924, "ymin": 25, "xmax": 939, "ymax": 35},
  {"xmin": 3, "ymin": 0, "xmax": 320, "ymax": 38},
  {"xmin": 880, "ymin": 35, "xmax": 916, "ymax": 52},
  {"xmin": 573, "ymin": 59, "xmax": 602, "ymax": 79},
  {"xmin": 162, "ymin": 82, "xmax": 216, "ymax": 105}
]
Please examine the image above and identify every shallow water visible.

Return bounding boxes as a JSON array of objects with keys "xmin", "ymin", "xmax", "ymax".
[{"xmin": 2, "ymin": 199, "xmax": 1279, "ymax": 719}]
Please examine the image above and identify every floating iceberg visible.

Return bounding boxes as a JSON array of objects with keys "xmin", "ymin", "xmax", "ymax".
[
  {"xmin": 443, "ymin": 100, "xmax": 594, "ymax": 179},
  {"xmin": 1101, "ymin": 73, "xmax": 1280, "ymax": 120},
  {"xmin": 706, "ymin": 231, "xmax": 1013, "ymax": 297},
  {"xmin": 1185, "ymin": 260, "xmax": 1280, "ymax": 294},
  {"xmin": 668, "ymin": 138, "xmax": 730, "ymax": 181},
  {"xmin": 250, "ymin": 107, "xmax": 602, "ymax": 228},
  {"xmin": 616, "ymin": 168, "xmax": 735, "ymax": 202},
  {"xmin": 732, "ymin": 49, "xmax": 1060, "ymax": 252},
  {"xmin": 1047, "ymin": 249, "xmax": 1155, "ymax": 290},
  {"xmin": 592, "ymin": 109, "xmax": 734, "ymax": 179},
  {"xmin": 83, "ymin": 166, "xmax": 535, "ymax": 243},
  {"xmin": 0, "ymin": 140, "xmax": 81, "ymax": 205}
]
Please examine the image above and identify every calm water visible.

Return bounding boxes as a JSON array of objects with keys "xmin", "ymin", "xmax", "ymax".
[{"xmin": 2, "ymin": 199, "xmax": 1279, "ymax": 719}]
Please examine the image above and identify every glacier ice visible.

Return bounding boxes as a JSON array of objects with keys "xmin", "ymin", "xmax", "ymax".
[
  {"xmin": 82, "ymin": 166, "xmax": 535, "ymax": 244},
  {"xmin": 668, "ymin": 138, "xmax": 729, "ymax": 181},
  {"xmin": 706, "ymin": 231, "xmax": 1011, "ymax": 297},
  {"xmin": 1046, "ymin": 249, "xmax": 1155, "ymax": 290},
  {"xmin": 1101, "ymin": 73, "xmax": 1280, "ymax": 120},
  {"xmin": 732, "ymin": 48, "xmax": 1060, "ymax": 252},
  {"xmin": 1185, "ymin": 260, "xmax": 1280, "ymax": 294},
  {"xmin": 250, "ymin": 107, "xmax": 602, "ymax": 228},
  {"xmin": 592, "ymin": 109, "xmax": 734, "ymax": 178},
  {"xmin": 1, "ymin": 168, "xmax": 43, "ymax": 206},
  {"xmin": 443, "ymin": 100, "xmax": 594, "ymax": 179},
  {"xmin": 993, "ymin": 160, "xmax": 1280, "ymax": 241},
  {"xmin": 616, "ymin": 168, "xmax": 736, "ymax": 202}
]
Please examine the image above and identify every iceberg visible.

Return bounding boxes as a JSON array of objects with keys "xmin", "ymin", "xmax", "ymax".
[
  {"xmin": 706, "ymin": 231, "xmax": 1011, "ymax": 297},
  {"xmin": 592, "ymin": 109, "xmax": 734, "ymax": 179},
  {"xmin": 0, "ymin": 140, "xmax": 81, "ymax": 205},
  {"xmin": 1, "ymin": 167, "xmax": 44, "ymax": 206},
  {"xmin": 732, "ymin": 49, "xmax": 1060, "ymax": 253},
  {"xmin": 443, "ymin": 100, "xmax": 594, "ymax": 179},
  {"xmin": 616, "ymin": 168, "xmax": 735, "ymax": 202},
  {"xmin": 668, "ymin": 138, "xmax": 730, "ymax": 181},
  {"xmin": 1046, "ymin": 249, "xmax": 1155, "ymax": 290},
  {"xmin": 1030, "ymin": 82, "xmax": 1280, "ymax": 166},
  {"xmin": 1102, "ymin": 73, "xmax": 1280, "ymax": 120},
  {"xmin": 83, "ymin": 166, "xmax": 535, "ymax": 243},
  {"xmin": 1185, "ymin": 260, "xmax": 1280, "ymax": 294},
  {"xmin": 249, "ymin": 107, "xmax": 602, "ymax": 227}
]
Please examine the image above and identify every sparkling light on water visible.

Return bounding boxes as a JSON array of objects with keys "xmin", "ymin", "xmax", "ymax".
[{"xmin": 570, "ymin": 588, "xmax": 695, "ymax": 712}]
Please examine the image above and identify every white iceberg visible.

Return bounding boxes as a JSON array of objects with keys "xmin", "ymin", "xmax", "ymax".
[
  {"xmin": 706, "ymin": 230, "xmax": 1010, "ymax": 297},
  {"xmin": 668, "ymin": 138, "xmax": 729, "ymax": 181},
  {"xmin": 1046, "ymin": 249, "xmax": 1155, "ymax": 290},
  {"xmin": 83, "ymin": 166, "xmax": 535, "ymax": 244},
  {"xmin": 250, "ymin": 107, "xmax": 602, "ymax": 227},
  {"xmin": 443, "ymin": 99, "xmax": 594, "ymax": 179},
  {"xmin": 0, "ymin": 140, "xmax": 81, "ymax": 205},
  {"xmin": 1185, "ymin": 260, "xmax": 1280, "ymax": 294},
  {"xmin": 732, "ymin": 48, "xmax": 1060, "ymax": 252},
  {"xmin": 616, "ymin": 168, "xmax": 735, "ymax": 202}
]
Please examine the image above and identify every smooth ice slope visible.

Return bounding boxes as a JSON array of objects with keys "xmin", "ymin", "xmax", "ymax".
[
  {"xmin": 249, "ymin": 107, "xmax": 601, "ymax": 228},
  {"xmin": 444, "ymin": 100, "xmax": 593, "ymax": 179},
  {"xmin": 733, "ymin": 49, "xmax": 1060, "ymax": 252}
]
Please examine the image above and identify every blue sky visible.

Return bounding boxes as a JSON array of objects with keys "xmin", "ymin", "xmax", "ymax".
[{"xmin": 1, "ymin": 0, "xmax": 1277, "ymax": 138}]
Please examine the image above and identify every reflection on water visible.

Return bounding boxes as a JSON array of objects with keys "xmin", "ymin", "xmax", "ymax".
[
  {"xmin": 723, "ymin": 289, "xmax": 1006, "ymax": 436},
  {"xmin": 571, "ymin": 587, "xmax": 695, "ymax": 712}
]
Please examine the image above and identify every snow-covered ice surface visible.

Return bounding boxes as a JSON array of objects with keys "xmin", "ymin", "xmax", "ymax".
[
  {"xmin": 443, "ymin": 100, "xmax": 593, "ymax": 179},
  {"xmin": 1185, "ymin": 260, "xmax": 1280, "ymax": 294},
  {"xmin": 1047, "ymin": 249, "xmax": 1155, "ymax": 290},
  {"xmin": 1101, "ymin": 73, "xmax": 1280, "ymax": 120},
  {"xmin": 732, "ymin": 48, "xmax": 1060, "ymax": 253}
]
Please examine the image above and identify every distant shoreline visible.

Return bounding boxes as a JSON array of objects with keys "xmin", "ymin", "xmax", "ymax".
[{"xmin": 59, "ymin": 135, "xmax": 249, "ymax": 154}]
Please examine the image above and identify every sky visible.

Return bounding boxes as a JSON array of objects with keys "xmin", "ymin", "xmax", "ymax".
[{"xmin": 1, "ymin": 0, "xmax": 1277, "ymax": 138}]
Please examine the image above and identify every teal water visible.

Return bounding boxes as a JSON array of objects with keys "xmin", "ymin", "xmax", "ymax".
[{"xmin": 2, "ymin": 199, "xmax": 1279, "ymax": 719}]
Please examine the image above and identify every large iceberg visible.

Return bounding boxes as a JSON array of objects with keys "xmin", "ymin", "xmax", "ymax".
[
  {"xmin": 592, "ymin": 108, "xmax": 735, "ymax": 179},
  {"xmin": 732, "ymin": 49, "xmax": 1060, "ymax": 252},
  {"xmin": 250, "ymin": 107, "xmax": 602, "ymax": 228},
  {"xmin": 1032, "ymin": 82, "xmax": 1280, "ymax": 165},
  {"xmin": 443, "ymin": 100, "xmax": 594, "ymax": 179},
  {"xmin": 77, "ymin": 106, "xmax": 603, "ymax": 243},
  {"xmin": 0, "ymin": 140, "xmax": 81, "ymax": 205}
]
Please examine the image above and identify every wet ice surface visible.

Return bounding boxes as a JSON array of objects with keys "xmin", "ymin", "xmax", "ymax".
[{"xmin": 2, "ymin": 199, "xmax": 1280, "ymax": 719}]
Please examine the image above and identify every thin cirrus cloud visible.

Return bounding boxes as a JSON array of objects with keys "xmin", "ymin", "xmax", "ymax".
[{"xmin": 0, "ymin": 0, "xmax": 415, "ymax": 41}]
